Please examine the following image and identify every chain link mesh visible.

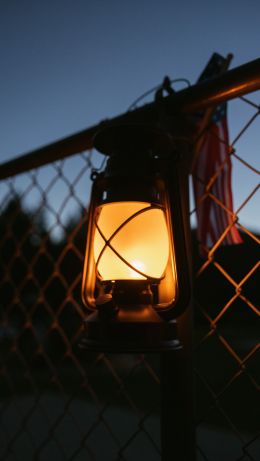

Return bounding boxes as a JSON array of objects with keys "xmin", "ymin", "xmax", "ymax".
[
  {"xmin": 192, "ymin": 93, "xmax": 259, "ymax": 460},
  {"xmin": 0, "ymin": 93, "xmax": 259, "ymax": 460}
]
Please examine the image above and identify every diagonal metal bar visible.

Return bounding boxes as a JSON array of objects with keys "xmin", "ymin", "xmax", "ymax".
[{"xmin": 0, "ymin": 59, "xmax": 259, "ymax": 180}]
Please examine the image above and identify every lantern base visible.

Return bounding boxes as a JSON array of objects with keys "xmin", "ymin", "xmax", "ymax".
[{"xmin": 79, "ymin": 304, "xmax": 181, "ymax": 353}]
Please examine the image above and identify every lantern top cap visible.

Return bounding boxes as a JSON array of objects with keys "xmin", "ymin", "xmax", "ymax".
[{"xmin": 93, "ymin": 124, "xmax": 174, "ymax": 157}]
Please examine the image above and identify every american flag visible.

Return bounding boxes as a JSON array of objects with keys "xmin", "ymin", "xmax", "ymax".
[{"xmin": 192, "ymin": 53, "xmax": 243, "ymax": 255}]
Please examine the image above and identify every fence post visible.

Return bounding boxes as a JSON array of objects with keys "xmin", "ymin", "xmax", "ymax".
[
  {"xmin": 160, "ymin": 153, "xmax": 195, "ymax": 460},
  {"xmin": 160, "ymin": 305, "xmax": 195, "ymax": 460}
]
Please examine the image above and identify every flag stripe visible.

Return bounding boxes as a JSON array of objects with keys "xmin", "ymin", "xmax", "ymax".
[{"xmin": 192, "ymin": 53, "xmax": 243, "ymax": 255}]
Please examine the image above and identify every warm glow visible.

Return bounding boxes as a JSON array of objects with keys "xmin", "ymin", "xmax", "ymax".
[
  {"xmin": 93, "ymin": 202, "xmax": 170, "ymax": 281},
  {"xmin": 129, "ymin": 259, "xmax": 146, "ymax": 279}
]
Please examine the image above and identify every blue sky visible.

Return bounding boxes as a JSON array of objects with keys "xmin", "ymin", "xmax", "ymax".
[{"xmin": 0, "ymin": 0, "xmax": 259, "ymax": 232}]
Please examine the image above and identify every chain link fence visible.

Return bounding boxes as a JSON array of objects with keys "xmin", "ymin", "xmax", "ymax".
[
  {"xmin": 0, "ymin": 92, "xmax": 259, "ymax": 460},
  {"xmin": 192, "ymin": 93, "xmax": 259, "ymax": 461}
]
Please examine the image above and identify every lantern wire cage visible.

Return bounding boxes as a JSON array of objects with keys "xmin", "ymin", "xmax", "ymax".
[{"xmin": 94, "ymin": 203, "xmax": 167, "ymax": 282}]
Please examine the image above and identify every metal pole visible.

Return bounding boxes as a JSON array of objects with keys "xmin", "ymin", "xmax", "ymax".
[
  {"xmin": 165, "ymin": 57, "xmax": 260, "ymax": 113},
  {"xmin": 160, "ymin": 154, "xmax": 195, "ymax": 460},
  {"xmin": 160, "ymin": 307, "xmax": 195, "ymax": 461},
  {"xmin": 0, "ymin": 58, "xmax": 259, "ymax": 180}
]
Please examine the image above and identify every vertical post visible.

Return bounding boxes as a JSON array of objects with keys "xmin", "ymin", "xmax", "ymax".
[
  {"xmin": 160, "ymin": 306, "xmax": 195, "ymax": 460},
  {"xmin": 160, "ymin": 151, "xmax": 195, "ymax": 460}
]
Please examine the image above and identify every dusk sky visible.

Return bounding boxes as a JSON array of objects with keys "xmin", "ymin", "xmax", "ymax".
[{"xmin": 0, "ymin": 0, "xmax": 259, "ymax": 231}]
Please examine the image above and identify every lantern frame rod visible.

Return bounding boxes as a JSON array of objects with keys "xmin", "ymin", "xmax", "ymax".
[{"xmin": 0, "ymin": 58, "xmax": 259, "ymax": 180}]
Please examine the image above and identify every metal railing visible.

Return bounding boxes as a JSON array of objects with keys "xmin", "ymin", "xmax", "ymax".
[{"xmin": 0, "ymin": 62, "xmax": 259, "ymax": 460}]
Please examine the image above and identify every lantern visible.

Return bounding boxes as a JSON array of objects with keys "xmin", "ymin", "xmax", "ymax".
[{"xmin": 81, "ymin": 125, "xmax": 191, "ymax": 352}]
